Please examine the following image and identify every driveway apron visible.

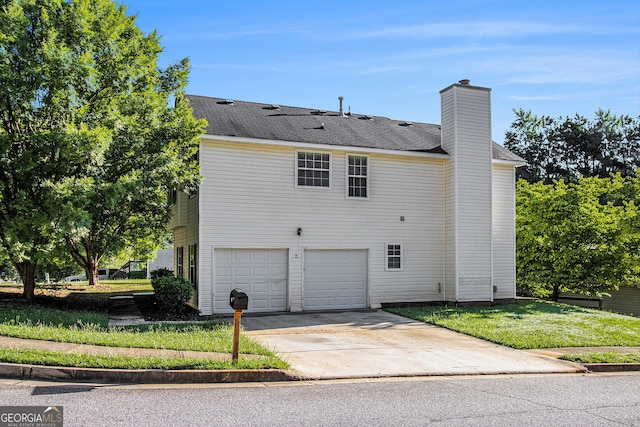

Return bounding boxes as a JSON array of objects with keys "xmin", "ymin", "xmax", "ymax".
[{"xmin": 242, "ymin": 310, "xmax": 586, "ymax": 379}]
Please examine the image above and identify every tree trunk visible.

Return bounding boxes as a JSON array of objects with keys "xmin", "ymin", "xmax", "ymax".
[
  {"xmin": 552, "ymin": 284, "xmax": 560, "ymax": 302},
  {"xmin": 15, "ymin": 261, "xmax": 37, "ymax": 300},
  {"xmin": 86, "ymin": 256, "xmax": 100, "ymax": 286}
]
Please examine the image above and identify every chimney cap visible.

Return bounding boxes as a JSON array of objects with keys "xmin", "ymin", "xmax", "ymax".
[{"xmin": 458, "ymin": 79, "xmax": 471, "ymax": 85}]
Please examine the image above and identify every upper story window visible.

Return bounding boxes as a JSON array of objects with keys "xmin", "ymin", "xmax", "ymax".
[
  {"xmin": 297, "ymin": 152, "xmax": 331, "ymax": 188},
  {"xmin": 347, "ymin": 155, "xmax": 368, "ymax": 198}
]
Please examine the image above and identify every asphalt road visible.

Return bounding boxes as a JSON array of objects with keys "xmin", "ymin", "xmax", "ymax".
[{"xmin": 1, "ymin": 373, "xmax": 639, "ymax": 426}]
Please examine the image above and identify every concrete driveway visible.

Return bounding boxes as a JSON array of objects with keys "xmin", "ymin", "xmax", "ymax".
[{"xmin": 242, "ymin": 310, "xmax": 586, "ymax": 379}]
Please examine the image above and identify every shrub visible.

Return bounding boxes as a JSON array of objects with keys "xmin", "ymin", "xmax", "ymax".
[
  {"xmin": 129, "ymin": 271, "xmax": 147, "ymax": 280},
  {"xmin": 150, "ymin": 268, "xmax": 174, "ymax": 281},
  {"xmin": 151, "ymin": 276, "xmax": 193, "ymax": 310}
]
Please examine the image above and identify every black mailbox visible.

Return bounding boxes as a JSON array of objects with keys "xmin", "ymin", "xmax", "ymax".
[{"xmin": 229, "ymin": 288, "xmax": 249, "ymax": 310}]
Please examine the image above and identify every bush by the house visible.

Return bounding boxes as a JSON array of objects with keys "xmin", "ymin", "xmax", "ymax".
[
  {"xmin": 151, "ymin": 275, "xmax": 193, "ymax": 310},
  {"xmin": 150, "ymin": 268, "xmax": 174, "ymax": 281}
]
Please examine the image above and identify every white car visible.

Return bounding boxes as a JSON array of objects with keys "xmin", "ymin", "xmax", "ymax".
[{"xmin": 64, "ymin": 269, "xmax": 114, "ymax": 282}]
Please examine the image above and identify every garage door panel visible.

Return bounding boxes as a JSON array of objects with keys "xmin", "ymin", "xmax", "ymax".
[
  {"xmin": 215, "ymin": 249, "xmax": 288, "ymax": 314},
  {"xmin": 271, "ymin": 265, "xmax": 287, "ymax": 276},
  {"xmin": 304, "ymin": 250, "xmax": 367, "ymax": 310}
]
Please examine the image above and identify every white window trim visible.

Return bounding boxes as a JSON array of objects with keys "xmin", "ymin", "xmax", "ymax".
[
  {"xmin": 295, "ymin": 150, "xmax": 332, "ymax": 189},
  {"xmin": 385, "ymin": 243, "xmax": 403, "ymax": 271},
  {"xmin": 345, "ymin": 153, "xmax": 370, "ymax": 199}
]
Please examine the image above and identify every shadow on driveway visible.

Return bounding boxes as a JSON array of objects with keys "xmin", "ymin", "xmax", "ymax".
[{"xmin": 241, "ymin": 310, "xmax": 587, "ymax": 380}]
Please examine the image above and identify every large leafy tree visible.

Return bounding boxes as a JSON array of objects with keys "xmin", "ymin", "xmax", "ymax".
[
  {"xmin": 505, "ymin": 109, "xmax": 640, "ymax": 184},
  {"xmin": 516, "ymin": 175, "xmax": 639, "ymax": 301},
  {"xmin": 0, "ymin": 0, "xmax": 204, "ymax": 295}
]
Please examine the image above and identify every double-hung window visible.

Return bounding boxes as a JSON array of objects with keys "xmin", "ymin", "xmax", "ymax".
[
  {"xmin": 188, "ymin": 244, "xmax": 198, "ymax": 304},
  {"xmin": 176, "ymin": 246, "xmax": 184, "ymax": 278},
  {"xmin": 297, "ymin": 152, "xmax": 331, "ymax": 188},
  {"xmin": 386, "ymin": 244, "xmax": 403, "ymax": 271},
  {"xmin": 347, "ymin": 155, "xmax": 368, "ymax": 198}
]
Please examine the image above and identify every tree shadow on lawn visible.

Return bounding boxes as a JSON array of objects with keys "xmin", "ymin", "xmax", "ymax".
[
  {"xmin": 432, "ymin": 300, "xmax": 599, "ymax": 319},
  {"xmin": 0, "ymin": 290, "xmax": 110, "ymax": 313}
]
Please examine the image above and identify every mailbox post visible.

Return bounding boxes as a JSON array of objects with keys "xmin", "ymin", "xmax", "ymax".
[{"xmin": 229, "ymin": 289, "xmax": 248, "ymax": 362}]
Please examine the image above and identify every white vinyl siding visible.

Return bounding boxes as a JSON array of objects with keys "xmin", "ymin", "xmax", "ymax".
[
  {"xmin": 196, "ymin": 140, "xmax": 445, "ymax": 314},
  {"xmin": 441, "ymin": 84, "xmax": 493, "ymax": 302},
  {"xmin": 492, "ymin": 164, "xmax": 516, "ymax": 300}
]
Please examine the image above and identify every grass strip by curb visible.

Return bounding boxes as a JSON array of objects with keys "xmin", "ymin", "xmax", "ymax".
[
  {"xmin": 0, "ymin": 348, "xmax": 288, "ymax": 370},
  {"xmin": 560, "ymin": 352, "xmax": 640, "ymax": 364}
]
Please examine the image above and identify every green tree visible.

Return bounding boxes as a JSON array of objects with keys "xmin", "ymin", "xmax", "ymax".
[
  {"xmin": 505, "ymin": 109, "xmax": 640, "ymax": 184},
  {"xmin": 0, "ymin": 0, "xmax": 204, "ymax": 295},
  {"xmin": 516, "ymin": 175, "xmax": 639, "ymax": 301}
]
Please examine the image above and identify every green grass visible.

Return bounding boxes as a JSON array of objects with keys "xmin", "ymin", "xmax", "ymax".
[
  {"xmin": 0, "ymin": 299, "xmax": 288, "ymax": 369},
  {"xmin": 0, "ymin": 280, "xmax": 153, "ymax": 297},
  {"xmin": 386, "ymin": 300, "xmax": 640, "ymax": 349},
  {"xmin": 0, "ymin": 301, "xmax": 109, "ymax": 328},
  {"xmin": 0, "ymin": 348, "xmax": 288, "ymax": 370},
  {"xmin": 560, "ymin": 352, "xmax": 640, "ymax": 364},
  {"xmin": 0, "ymin": 302, "xmax": 273, "ymax": 355}
]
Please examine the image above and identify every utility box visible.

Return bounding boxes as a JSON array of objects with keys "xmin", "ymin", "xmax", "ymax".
[{"xmin": 229, "ymin": 288, "xmax": 248, "ymax": 310}]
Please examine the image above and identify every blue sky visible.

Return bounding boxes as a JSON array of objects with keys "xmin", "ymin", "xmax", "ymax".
[{"xmin": 123, "ymin": 0, "xmax": 640, "ymax": 143}]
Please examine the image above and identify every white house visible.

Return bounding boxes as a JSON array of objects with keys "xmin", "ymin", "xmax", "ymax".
[{"xmin": 170, "ymin": 80, "xmax": 525, "ymax": 315}]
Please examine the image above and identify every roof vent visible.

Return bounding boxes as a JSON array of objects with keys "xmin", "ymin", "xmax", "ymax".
[
  {"xmin": 338, "ymin": 96, "xmax": 346, "ymax": 117},
  {"xmin": 218, "ymin": 99, "xmax": 234, "ymax": 105},
  {"xmin": 359, "ymin": 115, "xmax": 373, "ymax": 121},
  {"xmin": 399, "ymin": 121, "xmax": 413, "ymax": 127},
  {"xmin": 310, "ymin": 110, "xmax": 327, "ymax": 115},
  {"xmin": 316, "ymin": 122, "xmax": 325, "ymax": 130},
  {"xmin": 458, "ymin": 79, "xmax": 470, "ymax": 85},
  {"xmin": 262, "ymin": 104, "xmax": 280, "ymax": 110}
]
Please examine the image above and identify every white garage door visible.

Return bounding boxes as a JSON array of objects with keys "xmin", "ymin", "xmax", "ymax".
[
  {"xmin": 304, "ymin": 250, "xmax": 367, "ymax": 310},
  {"xmin": 214, "ymin": 249, "xmax": 288, "ymax": 314}
]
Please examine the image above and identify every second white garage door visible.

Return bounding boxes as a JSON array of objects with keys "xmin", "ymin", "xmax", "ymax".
[
  {"xmin": 304, "ymin": 250, "xmax": 367, "ymax": 310},
  {"xmin": 214, "ymin": 249, "xmax": 288, "ymax": 314}
]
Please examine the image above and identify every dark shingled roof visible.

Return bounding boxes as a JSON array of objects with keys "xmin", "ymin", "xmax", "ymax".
[{"xmin": 186, "ymin": 94, "xmax": 524, "ymax": 162}]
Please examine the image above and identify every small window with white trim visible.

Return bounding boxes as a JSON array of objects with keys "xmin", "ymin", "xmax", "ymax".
[
  {"xmin": 296, "ymin": 151, "xmax": 331, "ymax": 188},
  {"xmin": 386, "ymin": 244, "xmax": 403, "ymax": 271},
  {"xmin": 347, "ymin": 154, "xmax": 369, "ymax": 198}
]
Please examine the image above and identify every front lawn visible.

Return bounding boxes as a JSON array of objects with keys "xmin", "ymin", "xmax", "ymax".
[
  {"xmin": 0, "ymin": 286, "xmax": 288, "ymax": 370},
  {"xmin": 386, "ymin": 300, "xmax": 640, "ymax": 349}
]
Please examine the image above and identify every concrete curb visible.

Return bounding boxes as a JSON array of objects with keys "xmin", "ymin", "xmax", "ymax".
[
  {"xmin": 583, "ymin": 363, "xmax": 640, "ymax": 373},
  {"xmin": 0, "ymin": 361, "xmax": 592, "ymax": 384},
  {"xmin": 0, "ymin": 363, "xmax": 302, "ymax": 384}
]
